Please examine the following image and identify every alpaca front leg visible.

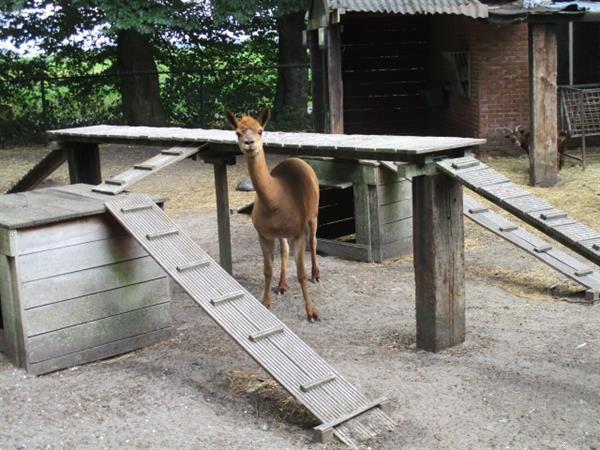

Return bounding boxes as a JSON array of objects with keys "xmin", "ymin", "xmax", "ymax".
[
  {"xmin": 308, "ymin": 215, "xmax": 320, "ymax": 282},
  {"xmin": 277, "ymin": 238, "xmax": 289, "ymax": 294},
  {"xmin": 292, "ymin": 235, "xmax": 319, "ymax": 322},
  {"xmin": 259, "ymin": 235, "xmax": 275, "ymax": 308}
]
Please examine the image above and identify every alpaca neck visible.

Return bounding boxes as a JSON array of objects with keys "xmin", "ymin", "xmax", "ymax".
[{"xmin": 246, "ymin": 150, "xmax": 278, "ymax": 208}]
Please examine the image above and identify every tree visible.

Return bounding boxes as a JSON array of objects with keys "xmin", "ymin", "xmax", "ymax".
[
  {"xmin": 212, "ymin": 0, "xmax": 309, "ymax": 129},
  {"xmin": 0, "ymin": 0, "xmax": 212, "ymax": 126}
]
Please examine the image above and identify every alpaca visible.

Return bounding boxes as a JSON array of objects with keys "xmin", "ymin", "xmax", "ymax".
[{"xmin": 226, "ymin": 108, "xmax": 321, "ymax": 321}]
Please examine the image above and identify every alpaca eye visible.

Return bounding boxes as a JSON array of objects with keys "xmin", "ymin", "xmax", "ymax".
[
  {"xmin": 258, "ymin": 130, "xmax": 263, "ymax": 135},
  {"xmin": 236, "ymin": 131, "xmax": 241, "ymax": 137}
]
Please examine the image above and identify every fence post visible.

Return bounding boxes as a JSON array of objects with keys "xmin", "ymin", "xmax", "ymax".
[
  {"xmin": 40, "ymin": 78, "xmax": 48, "ymax": 133},
  {"xmin": 200, "ymin": 69, "xmax": 205, "ymax": 128}
]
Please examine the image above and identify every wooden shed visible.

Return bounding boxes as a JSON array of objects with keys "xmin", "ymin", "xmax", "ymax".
[
  {"xmin": 306, "ymin": 0, "xmax": 600, "ymax": 187},
  {"xmin": 0, "ymin": 185, "xmax": 173, "ymax": 375}
]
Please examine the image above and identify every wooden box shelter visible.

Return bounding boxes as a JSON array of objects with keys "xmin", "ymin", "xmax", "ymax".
[
  {"xmin": 0, "ymin": 184, "xmax": 173, "ymax": 375},
  {"xmin": 304, "ymin": 157, "xmax": 412, "ymax": 262}
]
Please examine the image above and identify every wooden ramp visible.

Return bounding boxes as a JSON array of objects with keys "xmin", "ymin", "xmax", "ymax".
[
  {"xmin": 463, "ymin": 194, "xmax": 600, "ymax": 298},
  {"xmin": 437, "ymin": 157, "xmax": 600, "ymax": 288},
  {"xmin": 105, "ymin": 193, "xmax": 394, "ymax": 447},
  {"xmin": 93, "ymin": 145, "xmax": 204, "ymax": 195}
]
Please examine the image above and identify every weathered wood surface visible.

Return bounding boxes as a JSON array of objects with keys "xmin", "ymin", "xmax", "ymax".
[
  {"xmin": 308, "ymin": 29, "xmax": 326, "ymax": 133},
  {"xmin": 27, "ymin": 328, "xmax": 174, "ymax": 376},
  {"xmin": 7, "ymin": 148, "xmax": 67, "ymax": 194},
  {"xmin": 437, "ymin": 156, "xmax": 600, "ymax": 267},
  {"xmin": 327, "ymin": 24, "xmax": 344, "ymax": 134},
  {"xmin": 18, "ymin": 235, "xmax": 148, "ymax": 282},
  {"xmin": 412, "ymin": 173, "xmax": 465, "ymax": 352},
  {"xmin": 21, "ymin": 256, "xmax": 165, "ymax": 309},
  {"xmin": 213, "ymin": 161, "xmax": 233, "ymax": 274},
  {"xmin": 463, "ymin": 194, "xmax": 600, "ymax": 295},
  {"xmin": 47, "ymin": 124, "xmax": 485, "ymax": 163},
  {"xmin": 0, "ymin": 254, "xmax": 25, "ymax": 366},
  {"xmin": 529, "ymin": 23, "xmax": 559, "ymax": 187},
  {"xmin": 105, "ymin": 192, "xmax": 394, "ymax": 447},
  {"xmin": 25, "ymin": 278, "xmax": 169, "ymax": 336},
  {"xmin": 65, "ymin": 142, "xmax": 102, "ymax": 185},
  {"xmin": 0, "ymin": 184, "xmax": 165, "ymax": 231},
  {"xmin": 27, "ymin": 303, "xmax": 172, "ymax": 363},
  {"xmin": 93, "ymin": 145, "xmax": 204, "ymax": 195}
]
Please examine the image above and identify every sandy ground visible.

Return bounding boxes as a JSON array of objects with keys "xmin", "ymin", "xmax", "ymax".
[{"xmin": 0, "ymin": 145, "xmax": 599, "ymax": 449}]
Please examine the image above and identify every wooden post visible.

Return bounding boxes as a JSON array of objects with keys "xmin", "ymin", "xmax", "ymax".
[
  {"xmin": 308, "ymin": 30, "xmax": 326, "ymax": 133},
  {"xmin": 213, "ymin": 160, "xmax": 233, "ymax": 274},
  {"xmin": 412, "ymin": 173, "xmax": 465, "ymax": 352},
  {"xmin": 528, "ymin": 23, "xmax": 558, "ymax": 187},
  {"xmin": 65, "ymin": 142, "xmax": 102, "ymax": 185},
  {"xmin": 326, "ymin": 24, "xmax": 344, "ymax": 134}
]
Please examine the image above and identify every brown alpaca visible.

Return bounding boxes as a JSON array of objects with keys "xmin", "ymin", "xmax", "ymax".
[{"xmin": 226, "ymin": 108, "xmax": 321, "ymax": 321}]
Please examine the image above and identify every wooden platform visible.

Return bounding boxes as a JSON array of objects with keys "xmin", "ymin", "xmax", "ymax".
[
  {"xmin": 438, "ymin": 156, "xmax": 600, "ymax": 268},
  {"xmin": 105, "ymin": 193, "xmax": 394, "ymax": 447},
  {"xmin": 47, "ymin": 124, "xmax": 485, "ymax": 163}
]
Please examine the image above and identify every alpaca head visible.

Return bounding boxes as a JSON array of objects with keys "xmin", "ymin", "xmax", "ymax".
[{"xmin": 225, "ymin": 108, "xmax": 271, "ymax": 158}]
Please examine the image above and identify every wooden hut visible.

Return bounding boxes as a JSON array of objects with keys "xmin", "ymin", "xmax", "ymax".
[{"xmin": 307, "ymin": 0, "xmax": 600, "ymax": 188}]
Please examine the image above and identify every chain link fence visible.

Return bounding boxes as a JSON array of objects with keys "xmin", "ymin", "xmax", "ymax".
[{"xmin": 0, "ymin": 64, "xmax": 310, "ymax": 145}]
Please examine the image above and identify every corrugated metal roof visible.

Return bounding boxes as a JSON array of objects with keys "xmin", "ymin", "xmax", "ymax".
[{"xmin": 329, "ymin": 0, "xmax": 489, "ymax": 18}]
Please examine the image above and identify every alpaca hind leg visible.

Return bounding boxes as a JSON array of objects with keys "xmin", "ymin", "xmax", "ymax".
[
  {"xmin": 308, "ymin": 215, "xmax": 320, "ymax": 282},
  {"xmin": 277, "ymin": 238, "xmax": 289, "ymax": 294},
  {"xmin": 259, "ymin": 235, "xmax": 275, "ymax": 308},
  {"xmin": 291, "ymin": 234, "xmax": 319, "ymax": 322}
]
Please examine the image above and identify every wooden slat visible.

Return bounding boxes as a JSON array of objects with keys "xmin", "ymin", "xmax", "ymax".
[
  {"xmin": 27, "ymin": 303, "xmax": 172, "ymax": 364},
  {"xmin": 342, "ymin": 55, "xmax": 426, "ymax": 71},
  {"xmin": 26, "ymin": 328, "xmax": 174, "ymax": 376},
  {"xmin": 21, "ymin": 256, "xmax": 166, "ymax": 309},
  {"xmin": 7, "ymin": 149, "xmax": 67, "ymax": 194},
  {"xmin": 380, "ymin": 199, "xmax": 413, "ymax": 224},
  {"xmin": 24, "ymin": 278, "xmax": 169, "ymax": 336},
  {"xmin": 18, "ymin": 235, "xmax": 148, "ymax": 282},
  {"xmin": 0, "ymin": 255, "xmax": 26, "ymax": 366},
  {"xmin": 316, "ymin": 238, "xmax": 370, "ymax": 261},
  {"xmin": 16, "ymin": 214, "xmax": 125, "ymax": 255},
  {"xmin": 342, "ymin": 68, "xmax": 426, "ymax": 84}
]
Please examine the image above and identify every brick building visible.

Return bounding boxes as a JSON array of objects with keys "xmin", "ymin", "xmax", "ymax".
[{"xmin": 307, "ymin": 0, "xmax": 600, "ymax": 151}]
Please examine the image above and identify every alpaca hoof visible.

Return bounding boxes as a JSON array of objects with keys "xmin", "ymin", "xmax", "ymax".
[
  {"xmin": 261, "ymin": 299, "xmax": 271, "ymax": 309},
  {"xmin": 307, "ymin": 310, "xmax": 320, "ymax": 322},
  {"xmin": 311, "ymin": 270, "xmax": 320, "ymax": 283},
  {"xmin": 277, "ymin": 281, "xmax": 288, "ymax": 294}
]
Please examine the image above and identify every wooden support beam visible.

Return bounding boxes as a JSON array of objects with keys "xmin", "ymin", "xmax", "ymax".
[
  {"xmin": 528, "ymin": 23, "xmax": 558, "ymax": 187},
  {"xmin": 212, "ymin": 161, "xmax": 233, "ymax": 274},
  {"xmin": 7, "ymin": 148, "xmax": 67, "ymax": 194},
  {"xmin": 412, "ymin": 173, "xmax": 465, "ymax": 352},
  {"xmin": 65, "ymin": 142, "xmax": 102, "ymax": 185},
  {"xmin": 308, "ymin": 30, "xmax": 326, "ymax": 133},
  {"xmin": 326, "ymin": 24, "xmax": 344, "ymax": 134}
]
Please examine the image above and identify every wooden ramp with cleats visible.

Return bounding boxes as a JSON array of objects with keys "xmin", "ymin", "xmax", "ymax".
[
  {"xmin": 93, "ymin": 145, "xmax": 205, "ymax": 195},
  {"xmin": 105, "ymin": 193, "xmax": 394, "ymax": 447},
  {"xmin": 438, "ymin": 156, "xmax": 600, "ymax": 270},
  {"xmin": 463, "ymin": 194, "xmax": 600, "ymax": 299}
]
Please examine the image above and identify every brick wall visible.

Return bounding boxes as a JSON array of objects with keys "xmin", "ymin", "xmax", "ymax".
[{"xmin": 429, "ymin": 16, "xmax": 530, "ymax": 150}]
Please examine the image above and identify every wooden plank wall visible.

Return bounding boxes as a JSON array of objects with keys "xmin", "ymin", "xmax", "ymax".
[
  {"xmin": 341, "ymin": 14, "xmax": 429, "ymax": 135},
  {"xmin": 1, "ymin": 214, "xmax": 172, "ymax": 374}
]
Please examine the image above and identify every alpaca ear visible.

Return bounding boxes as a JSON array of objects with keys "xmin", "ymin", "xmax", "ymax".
[
  {"xmin": 257, "ymin": 107, "xmax": 271, "ymax": 128},
  {"xmin": 225, "ymin": 109, "xmax": 238, "ymax": 129}
]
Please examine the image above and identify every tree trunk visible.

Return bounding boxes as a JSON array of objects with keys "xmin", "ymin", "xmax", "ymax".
[
  {"xmin": 273, "ymin": 11, "xmax": 309, "ymax": 130},
  {"xmin": 116, "ymin": 30, "xmax": 165, "ymax": 126}
]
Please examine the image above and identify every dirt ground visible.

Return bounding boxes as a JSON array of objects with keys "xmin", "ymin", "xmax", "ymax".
[{"xmin": 1, "ymin": 145, "xmax": 599, "ymax": 449}]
